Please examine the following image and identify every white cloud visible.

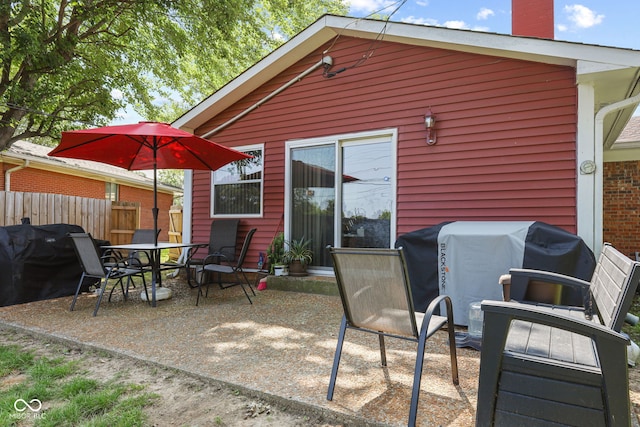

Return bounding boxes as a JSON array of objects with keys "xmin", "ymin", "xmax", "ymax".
[
  {"xmin": 401, "ymin": 16, "xmax": 471, "ymax": 30},
  {"xmin": 563, "ymin": 4, "xmax": 604, "ymax": 29},
  {"xmin": 401, "ymin": 15, "xmax": 439, "ymax": 26},
  {"xmin": 443, "ymin": 20, "xmax": 468, "ymax": 30},
  {"xmin": 347, "ymin": 0, "xmax": 397, "ymax": 13},
  {"xmin": 477, "ymin": 8, "xmax": 495, "ymax": 20}
]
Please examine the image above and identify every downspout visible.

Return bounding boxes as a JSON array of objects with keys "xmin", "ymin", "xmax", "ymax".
[
  {"xmin": 202, "ymin": 56, "xmax": 333, "ymax": 138},
  {"xmin": 4, "ymin": 160, "xmax": 29, "ymax": 191},
  {"xmin": 593, "ymin": 92, "xmax": 640, "ymax": 253}
]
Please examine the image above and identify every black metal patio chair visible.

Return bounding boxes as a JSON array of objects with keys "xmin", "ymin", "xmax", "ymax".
[
  {"xmin": 195, "ymin": 228, "xmax": 257, "ymax": 305},
  {"xmin": 186, "ymin": 219, "xmax": 239, "ymax": 288},
  {"xmin": 69, "ymin": 232, "xmax": 148, "ymax": 316}
]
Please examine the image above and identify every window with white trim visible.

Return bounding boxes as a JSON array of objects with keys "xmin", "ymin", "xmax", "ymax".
[
  {"xmin": 105, "ymin": 182, "xmax": 119, "ymax": 201},
  {"xmin": 211, "ymin": 144, "xmax": 263, "ymax": 217}
]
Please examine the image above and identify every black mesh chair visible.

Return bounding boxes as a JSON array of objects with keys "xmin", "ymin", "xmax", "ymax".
[
  {"xmin": 69, "ymin": 232, "xmax": 148, "ymax": 316},
  {"xmin": 187, "ymin": 219, "xmax": 239, "ymax": 287},
  {"xmin": 327, "ymin": 247, "xmax": 459, "ymax": 427},
  {"xmin": 104, "ymin": 229, "xmax": 159, "ymax": 268},
  {"xmin": 195, "ymin": 228, "xmax": 257, "ymax": 305},
  {"xmin": 128, "ymin": 229, "xmax": 159, "ymax": 268}
]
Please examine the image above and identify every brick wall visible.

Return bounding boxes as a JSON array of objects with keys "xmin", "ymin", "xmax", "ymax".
[
  {"xmin": 603, "ymin": 161, "xmax": 640, "ymax": 258},
  {"xmin": 0, "ymin": 164, "xmax": 174, "ymax": 240},
  {"xmin": 120, "ymin": 185, "xmax": 173, "ymax": 238},
  {"xmin": 3, "ymin": 166, "xmax": 105, "ymax": 197}
]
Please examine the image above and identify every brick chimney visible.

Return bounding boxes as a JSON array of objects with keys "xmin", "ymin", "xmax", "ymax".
[{"xmin": 512, "ymin": 0, "xmax": 554, "ymax": 39}]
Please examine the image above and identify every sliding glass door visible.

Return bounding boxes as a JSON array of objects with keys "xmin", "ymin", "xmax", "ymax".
[
  {"xmin": 287, "ymin": 130, "xmax": 395, "ymax": 269},
  {"xmin": 289, "ymin": 144, "xmax": 336, "ymax": 268}
]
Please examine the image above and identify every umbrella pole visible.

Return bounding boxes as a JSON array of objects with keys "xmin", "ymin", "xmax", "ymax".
[
  {"xmin": 153, "ymin": 164, "xmax": 159, "ymax": 246},
  {"xmin": 152, "ymin": 139, "xmax": 159, "ymax": 308}
]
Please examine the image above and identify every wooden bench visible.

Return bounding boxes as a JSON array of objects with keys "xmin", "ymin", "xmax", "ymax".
[{"xmin": 476, "ymin": 243, "xmax": 640, "ymax": 426}]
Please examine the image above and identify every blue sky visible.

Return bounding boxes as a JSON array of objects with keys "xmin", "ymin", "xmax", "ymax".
[{"xmin": 347, "ymin": 0, "xmax": 640, "ymax": 50}]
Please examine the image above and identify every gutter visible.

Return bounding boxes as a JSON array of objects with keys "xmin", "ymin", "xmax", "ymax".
[
  {"xmin": 594, "ymin": 92, "xmax": 640, "ymax": 253},
  {"xmin": 201, "ymin": 56, "xmax": 333, "ymax": 138},
  {"xmin": 4, "ymin": 160, "xmax": 29, "ymax": 191}
]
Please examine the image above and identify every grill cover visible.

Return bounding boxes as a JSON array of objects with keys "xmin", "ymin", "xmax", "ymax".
[
  {"xmin": 0, "ymin": 224, "xmax": 85, "ymax": 307},
  {"xmin": 395, "ymin": 221, "xmax": 596, "ymax": 325}
]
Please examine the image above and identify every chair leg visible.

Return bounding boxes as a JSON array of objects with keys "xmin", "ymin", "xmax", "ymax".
[
  {"xmin": 447, "ymin": 322, "xmax": 459, "ymax": 385},
  {"xmin": 327, "ymin": 315, "xmax": 348, "ymax": 401},
  {"xmin": 108, "ymin": 277, "xmax": 126, "ymax": 302},
  {"xmin": 139, "ymin": 274, "xmax": 150, "ymax": 305},
  {"xmin": 234, "ymin": 270, "xmax": 253, "ymax": 304},
  {"xmin": 70, "ymin": 273, "xmax": 87, "ymax": 311},
  {"xmin": 409, "ymin": 324, "xmax": 429, "ymax": 427},
  {"xmin": 92, "ymin": 278, "xmax": 109, "ymax": 317},
  {"xmin": 184, "ymin": 260, "xmax": 199, "ymax": 288},
  {"xmin": 240, "ymin": 270, "xmax": 256, "ymax": 296},
  {"xmin": 196, "ymin": 268, "xmax": 206, "ymax": 306},
  {"xmin": 378, "ymin": 334, "xmax": 387, "ymax": 367}
]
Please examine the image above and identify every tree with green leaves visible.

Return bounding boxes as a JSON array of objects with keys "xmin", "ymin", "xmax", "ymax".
[{"xmin": 0, "ymin": 0, "xmax": 348, "ymax": 151}]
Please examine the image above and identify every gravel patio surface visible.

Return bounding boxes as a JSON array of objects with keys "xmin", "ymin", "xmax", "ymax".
[{"xmin": 0, "ymin": 276, "xmax": 638, "ymax": 426}]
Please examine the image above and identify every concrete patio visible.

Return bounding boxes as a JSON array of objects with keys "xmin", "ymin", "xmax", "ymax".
[{"xmin": 0, "ymin": 277, "xmax": 482, "ymax": 426}]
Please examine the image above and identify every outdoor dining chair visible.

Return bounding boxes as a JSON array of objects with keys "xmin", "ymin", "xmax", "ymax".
[
  {"xmin": 195, "ymin": 228, "xmax": 257, "ymax": 305},
  {"xmin": 127, "ymin": 228, "xmax": 160, "ymax": 268},
  {"xmin": 69, "ymin": 232, "xmax": 149, "ymax": 316},
  {"xmin": 186, "ymin": 219, "xmax": 239, "ymax": 287},
  {"xmin": 102, "ymin": 228, "xmax": 159, "ymax": 268},
  {"xmin": 327, "ymin": 247, "xmax": 459, "ymax": 427}
]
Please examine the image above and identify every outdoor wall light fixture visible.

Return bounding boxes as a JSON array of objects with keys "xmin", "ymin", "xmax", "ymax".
[{"xmin": 425, "ymin": 109, "xmax": 437, "ymax": 145}]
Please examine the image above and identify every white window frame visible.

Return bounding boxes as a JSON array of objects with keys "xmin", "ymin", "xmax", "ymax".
[
  {"xmin": 285, "ymin": 128, "xmax": 398, "ymax": 259},
  {"xmin": 210, "ymin": 143, "xmax": 264, "ymax": 218},
  {"xmin": 105, "ymin": 181, "xmax": 119, "ymax": 202}
]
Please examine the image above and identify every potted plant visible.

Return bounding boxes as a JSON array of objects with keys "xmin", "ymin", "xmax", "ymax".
[
  {"xmin": 283, "ymin": 236, "xmax": 313, "ymax": 277},
  {"xmin": 266, "ymin": 232, "xmax": 286, "ymax": 275}
]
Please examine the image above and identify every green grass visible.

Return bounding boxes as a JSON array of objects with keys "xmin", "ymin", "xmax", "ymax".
[{"xmin": 0, "ymin": 344, "xmax": 158, "ymax": 427}]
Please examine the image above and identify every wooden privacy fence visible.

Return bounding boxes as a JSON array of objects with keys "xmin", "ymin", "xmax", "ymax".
[
  {"xmin": 0, "ymin": 191, "xmax": 183, "ymax": 246},
  {"xmin": 0, "ymin": 191, "xmax": 112, "ymax": 239},
  {"xmin": 109, "ymin": 201, "xmax": 140, "ymax": 245},
  {"xmin": 168, "ymin": 206, "xmax": 183, "ymax": 260}
]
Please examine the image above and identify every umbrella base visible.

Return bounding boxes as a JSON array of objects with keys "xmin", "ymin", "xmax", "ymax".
[{"xmin": 140, "ymin": 287, "xmax": 172, "ymax": 302}]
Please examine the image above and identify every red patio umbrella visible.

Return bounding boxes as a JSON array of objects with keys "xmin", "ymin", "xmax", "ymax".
[{"xmin": 49, "ymin": 121, "xmax": 251, "ymax": 244}]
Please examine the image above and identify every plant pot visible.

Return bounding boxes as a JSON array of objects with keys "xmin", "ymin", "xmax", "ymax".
[
  {"xmin": 287, "ymin": 260, "xmax": 308, "ymax": 277},
  {"xmin": 273, "ymin": 264, "xmax": 287, "ymax": 276}
]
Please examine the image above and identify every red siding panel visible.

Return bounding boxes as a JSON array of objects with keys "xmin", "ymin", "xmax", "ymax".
[{"xmin": 192, "ymin": 37, "xmax": 577, "ymax": 260}]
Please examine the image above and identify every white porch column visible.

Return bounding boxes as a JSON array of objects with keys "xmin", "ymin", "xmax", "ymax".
[{"xmin": 576, "ymin": 83, "xmax": 597, "ymax": 252}]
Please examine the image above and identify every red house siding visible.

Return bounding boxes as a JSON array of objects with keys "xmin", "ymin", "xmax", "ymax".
[
  {"xmin": 192, "ymin": 37, "xmax": 578, "ymax": 264},
  {"xmin": 0, "ymin": 164, "xmax": 173, "ymax": 240}
]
